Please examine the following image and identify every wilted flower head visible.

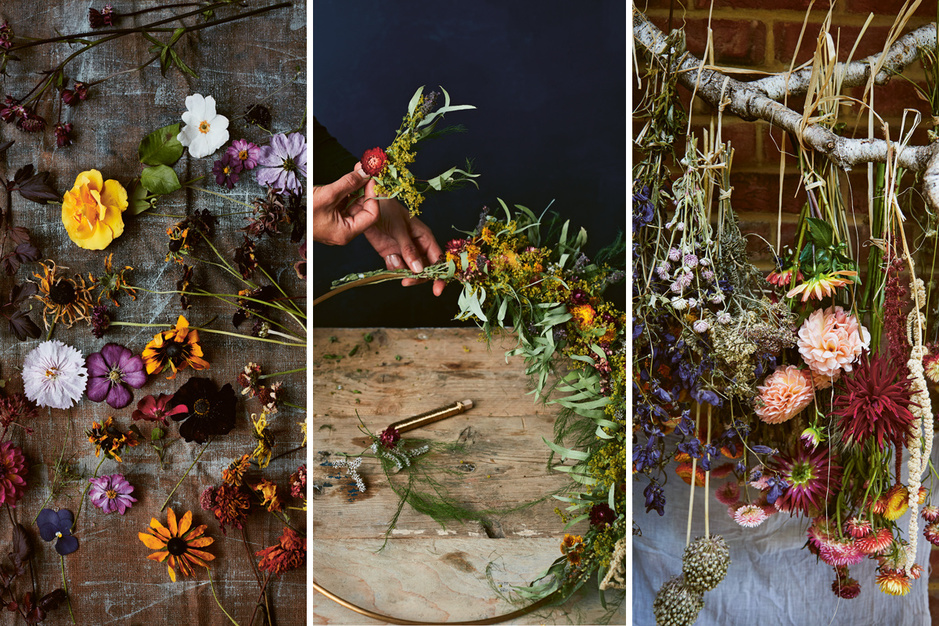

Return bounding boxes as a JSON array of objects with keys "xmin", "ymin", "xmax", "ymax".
[{"xmin": 256, "ymin": 527, "xmax": 305, "ymax": 575}]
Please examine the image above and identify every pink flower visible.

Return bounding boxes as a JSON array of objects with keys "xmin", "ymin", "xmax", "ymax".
[
  {"xmin": 734, "ymin": 504, "xmax": 768, "ymax": 528},
  {"xmin": 754, "ymin": 365, "xmax": 814, "ymax": 424},
  {"xmin": 0, "ymin": 442, "xmax": 27, "ymax": 507},
  {"xmin": 797, "ymin": 306, "xmax": 870, "ymax": 388},
  {"xmin": 88, "ymin": 473, "xmax": 137, "ymax": 514},
  {"xmin": 714, "ymin": 481, "xmax": 741, "ymax": 506},
  {"xmin": 131, "ymin": 393, "xmax": 187, "ymax": 425}
]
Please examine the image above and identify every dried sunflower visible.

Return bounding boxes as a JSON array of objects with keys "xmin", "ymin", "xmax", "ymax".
[{"xmin": 32, "ymin": 260, "xmax": 94, "ymax": 329}]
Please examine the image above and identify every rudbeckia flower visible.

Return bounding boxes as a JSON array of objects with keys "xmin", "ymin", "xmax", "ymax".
[
  {"xmin": 141, "ymin": 315, "xmax": 209, "ymax": 379},
  {"xmin": 138, "ymin": 508, "xmax": 214, "ymax": 582},
  {"xmin": 61, "ymin": 170, "xmax": 127, "ymax": 250},
  {"xmin": 177, "ymin": 94, "xmax": 229, "ymax": 159}
]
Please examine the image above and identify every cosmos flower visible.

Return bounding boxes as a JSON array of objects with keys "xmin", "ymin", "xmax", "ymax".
[
  {"xmin": 769, "ymin": 445, "xmax": 842, "ymax": 516},
  {"xmin": 86, "ymin": 343, "xmax": 147, "ymax": 409},
  {"xmin": 131, "ymin": 394, "xmax": 187, "ymax": 425},
  {"xmin": 138, "ymin": 508, "xmax": 214, "ymax": 582},
  {"xmin": 166, "ymin": 377, "xmax": 236, "ymax": 444},
  {"xmin": 830, "ymin": 351, "xmax": 915, "ymax": 450},
  {"xmin": 255, "ymin": 133, "xmax": 306, "ymax": 194},
  {"xmin": 797, "ymin": 306, "xmax": 869, "ymax": 387},
  {"xmin": 88, "ymin": 473, "xmax": 137, "ymax": 514},
  {"xmin": 212, "ymin": 154, "xmax": 240, "ymax": 189},
  {"xmin": 22, "ymin": 340, "xmax": 87, "ymax": 409},
  {"xmin": 754, "ymin": 365, "xmax": 814, "ymax": 425},
  {"xmin": 177, "ymin": 94, "xmax": 229, "ymax": 159},
  {"xmin": 226, "ymin": 139, "xmax": 260, "ymax": 170}
]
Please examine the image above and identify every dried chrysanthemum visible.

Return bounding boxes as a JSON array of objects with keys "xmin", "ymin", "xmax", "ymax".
[
  {"xmin": 256, "ymin": 527, "xmax": 305, "ymax": 575},
  {"xmin": 210, "ymin": 482, "xmax": 251, "ymax": 534}
]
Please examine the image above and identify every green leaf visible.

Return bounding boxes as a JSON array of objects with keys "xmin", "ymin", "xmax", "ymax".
[
  {"xmin": 140, "ymin": 165, "xmax": 181, "ymax": 196},
  {"xmin": 407, "ymin": 86, "xmax": 425, "ymax": 116},
  {"xmin": 139, "ymin": 123, "xmax": 184, "ymax": 166},
  {"xmin": 128, "ymin": 178, "xmax": 157, "ymax": 215},
  {"xmin": 805, "ymin": 217, "xmax": 834, "ymax": 248}
]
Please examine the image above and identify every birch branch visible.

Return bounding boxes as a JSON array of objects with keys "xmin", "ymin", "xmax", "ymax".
[{"xmin": 634, "ymin": 10, "xmax": 939, "ymax": 209}]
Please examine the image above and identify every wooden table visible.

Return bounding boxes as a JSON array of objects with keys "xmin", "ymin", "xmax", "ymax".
[
  {"xmin": 311, "ymin": 327, "xmax": 623, "ymax": 625},
  {"xmin": 0, "ymin": 2, "xmax": 306, "ymax": 624}
]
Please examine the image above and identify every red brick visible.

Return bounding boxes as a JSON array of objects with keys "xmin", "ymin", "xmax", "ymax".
[
  {"xmin": 649, "ymin": 17, "xmax": 767, "ymax": 66},
  {"xmin": 846, "ymin": 78, "xmax": 931, "ymax": 119},
  {"xmin": 732, "ymin": 172, "xmax": 804, "ymax": 214},
  {"xmin": 844, "ymin": 0, "xmax": 937, "ymax": 18},
  {"xmin": 774, "ymin": 22, "xmax": 895, "ymax": 65},
  {"xmin": 687, "ymin": 122, "xmax": 759, "ymax": 164},
  {"xmin": 694, "ymin": 0, "xmax": 830, "ymax": 9}
]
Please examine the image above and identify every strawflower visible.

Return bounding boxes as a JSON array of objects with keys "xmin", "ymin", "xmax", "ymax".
[
  {"xmin": 139, "ymin": 508, "xmax": 214, "ymax": 582},
  {"xmin": 141, "ymin": 315, "xmax": 209, "ymax": 379},
  {"xmin": 754, "ymin": 365, "xmax": 814, "ymax": 425},
  {"xmin": 132, "ymin": 393, "xmax": 187, "ymax": 425},
  {"xmin": 177, "ymin": 94, "xmax": 229, "ymax": 159},
  {"xmin": 361, "ymin": 147, "xmax": 387, "ymax": 176},
  {"xmin": 167, "ymin": 377, "xmax": 236, "ymax": 444},
  {"xmin": 23, "ymin": 340, "xmax": 87, "ymax": 409},
  {"xmin": 883, "ymin": 485, "xmax": 910, "ymax": 522},
  {"xmin": 875, "ymin": 568, "xmax": 911, "ymax": 596},
  {"xmin": 256, "ymin": 527, "xmax": 305, "ymax": 575},
  {"xmin": 0, "ymin": 442, "xmax": 27, "ymax": 507},
  {"xmin": 88, "ymin": 473, "xmax": 137, "ymax": 514},
  {"xmin": 226, "ymin": 139, "xmax": 260, "ymax": 170},
  {"xmin": 856, "ymin": 528, "xmax": 892, "ymax": 555},
  {"xmin": 37, "ymin": 509, "xmax": 79, "ymax": 556},
  {"xmin": 255, "ymin": 132, "xmax": 306, "ymax": 195},
  {"xmin": 86, "ymin": 343, "xmax": 147, "ymax": 409},
  {"xmin": 733, "ymin": 504, "xmax": 768, "ymax": 528},
  {"xmin": 61, "ymin": 169, "xmax": 127, "ymax": 250}
]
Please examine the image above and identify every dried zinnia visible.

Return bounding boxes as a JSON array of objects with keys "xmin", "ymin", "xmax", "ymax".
[
  {"xmin": 88, "ymin": 473, "xmax": 137, "ymax": 514},
  {"xmin": 138, "ymin": 508, "xmax": 214, "ymax": 582},
  {"xmin": 754, "ymin": 365, "xmax": 814, "ymax": 425},
  {"xmin": 256, "ymin": 527, "xmax": 305, "ymax": 575},
  {"xmin": 61, "ymin": 169, "xmax": 127, "ymax": 250},
  {"xmin": 86, "ymin": 343, "xmax": 147, "ymax": 409},
  {"xmin": 23, "ymin": 340, "xmax": 87, "ymax": 409},
  {"xmin": 210, "ymin": 482, "xmax": 251, "ymax": 534}
]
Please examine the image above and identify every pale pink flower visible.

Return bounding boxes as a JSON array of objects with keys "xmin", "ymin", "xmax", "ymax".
[
  {"xmin": 714, "ymin": 481, "xmax": 741, "ymax": 506},
  {"xmin": 754, "ymin": 365, "xmax": 814, "ymax": 424},
  {"xmin": 797, "ymin": 306, "xmax": 870, "ymax": 383},
  {"xmin": 734, "ymin": 504, "xmax": 768, "ymax": 528}
]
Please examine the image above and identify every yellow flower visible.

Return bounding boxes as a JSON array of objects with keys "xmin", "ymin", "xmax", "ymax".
[
  {"xmin": 786, "ymin": 270, "xmax": 857, "ymax": 302},
  {"xmin": 251, "ymin": 412, "xmax": 275, "ymax": 468},
  {"xmin": 61, "ymin": 170, "xmax": 127, "ymax": 250},
  {"xmin": 252, "ymin": 478, "xmax": 284, "ymax": 512}
]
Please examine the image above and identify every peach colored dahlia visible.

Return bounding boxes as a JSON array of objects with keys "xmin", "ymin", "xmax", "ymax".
[
  {"xmin": 797, "ymin": 306, "xmax": 870, "ymax": 389},
  {"xmin": 754, "ymin": 365, "xmax": 814, "ymax": 424}
]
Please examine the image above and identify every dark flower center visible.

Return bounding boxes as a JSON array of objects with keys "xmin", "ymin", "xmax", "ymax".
[
  {"xmin": 49, "ymin": 280, "xmax": 76, "ymax": 305},
  {"xmin": 165, "ymin": 342, "xmax": 184, "ymax": 360},
  {"xmin": 194, "ymin": 398, "xmax": 210, "ymax": 416},
  {"xmin": 281, "ymin": 156, "xmax": 296, "ymax": 173},
  {"xmin": 166, "ymin": 537, "xmax": 188, "ymax": 556}
]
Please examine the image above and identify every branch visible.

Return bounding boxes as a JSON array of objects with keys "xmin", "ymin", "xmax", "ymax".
[{"xmin": 633, "ymin": 10, "xmax": 939, "ymax": 176}]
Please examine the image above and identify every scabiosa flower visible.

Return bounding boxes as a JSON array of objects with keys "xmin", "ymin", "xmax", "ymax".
[
  {"xmin": 378, "ymin": 426, "xmax": 400, "ymax": 449},
  {"xmin": 0, "ymin": 442, "xmax": 27, "ymax": 507},
  {"xmin": 830, "ymin": 351, "xmax": 914, "ymax": 450},
  {"xmin": 212, "ymin": 154, "xmax": 239, "ymax": 189},
  {"xmin": 226, "ymin": 139, "xmax": 260, "ymax": 170},
  {"xmin": 23, "ymin": 340, "xmax": 87, "ymax": 409},
  {"xmin": 754, "ymin": 365, "xmax": 814, "ymax": 425},
  {"xmin": 797, "ymin": 306, "xmax": 869, "ymax": 387},
  {"xmin": 37, "ymin": 509, "xmax": 78, "ymax": 556},
  {"xmin": 875, "ymin": 567, "xmax": 911, "ymax": 596},
  {"xmin": 360, "ymin": 147, "xmax": 387, "ymax": 176},
  {"xmin": 256, "ymin": 527, "xmax": 305, "ymax": 575},
  {"xmin": 138, "ymin": 508, "xmax": 214, "ymax": 582},
  {"xmin": 733, "ymin": 504, "xmax": 768, "ymax": 528},
  {"xmin": 256, "ymin": 132, "xmax": 306, "ymax": 194},
  {"xmin": 177, "ymin": 94, "xmax": 229, "ymax": 159},
  {"xmin": 142, "ymin": 315, "xmax": 209, "ymax": 379},
  {"xmin": 88, "ymin": 473, "xmax": 137, "ymax": 514},
  {"xmin": 132, "ymin": 393, "xmax": 187, "ymax": 425},
  {"xmin": 91, "ymin": 305, "xmax": 110, "ymax": 338},
  {"xmin": 86, "ymin": 343, "xmax": 147, "ymax": 409},
  {"xmin": 167, "ymin": 377, "xmax": 236, "ymax": 444},
  {"xmin": 769, "ymin": 446, "xmax": 842, "ymax": 516},
  {"xmin": 589, "ymin": 503, "xmax": 616, "ymax": 529}
]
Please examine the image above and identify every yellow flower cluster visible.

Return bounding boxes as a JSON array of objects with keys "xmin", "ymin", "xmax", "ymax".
[{"xmin": 374, "ymin": 95, "xmax": 427, "ymax": 216}]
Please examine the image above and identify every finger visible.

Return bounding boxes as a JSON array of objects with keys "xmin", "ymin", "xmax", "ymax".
[
  {"xmin": 433, "ymin": 279, "xmax": 446, "ymax": 297},
  {"xmin": 384, "ymin": 253, "xmax": 406, "ymax": 271},
  {"xmin": 343, "ymin": 197, "xmax": 380, "ymax": 238},
  {"xmin": 325, "ymin": 167, "xmax": 369, "ymax": 203}
]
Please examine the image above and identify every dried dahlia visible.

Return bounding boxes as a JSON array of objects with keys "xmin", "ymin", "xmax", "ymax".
[
  {"xmin": 754, "ymin": 365, "xmax": 814, "ymax": 424},
  {"xmin": 830, "ymin": 351, "xmax": 915, "ymax": 450},
  {"xmin": 797, "ymin": 306, "xmax": 869, "ymax": 387},
  {"xmin": 733, "ymin": 504, "xmax": 767, "ymax": 528},
  {"xmin": 770, "ymin": 446, "xmax": 842, "ymax": 516},
  {"xmin": 0, "ymin": 442, "xmax": 27, "ymax": 507},
  {"xmin": 875, "ymin": 568, "xmax": 911, "ymax": 596}
]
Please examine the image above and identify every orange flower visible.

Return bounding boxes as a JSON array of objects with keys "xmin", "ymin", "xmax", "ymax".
[
  {"xmin": 570, "ymin": 304, "xmax": 597, "ymax": 331},
  {"xmin": 875, "ymin": 568, "xmax": 911, "ymax": 596},
  {"xmin": 142, "ymin": 315, "xmax": 209, "ymax": 379},
  {"xmin": 138, "ymin": 508, "xmax": 214, "ymax": 582},
  {"xmin": 754, "ymin": 365, "xmax": 814, "ymax": 425},
  {"xmin": 675, "ymin": 460, "xmax": 707, "ymax": 487},
  {"xmin": 257, "ymin": 527, "xmax": 306, "ymax": 575},
  {"xmin": 786, "ymin": 270, "xmax": 858, "ymax": 302},
  {"xmin": 252, "ymin": 478, "xmax": 284, "ymax": 513},
  {"xmin": 883, "ymin": 484, "xmax": 909, "ymax": 521},
  {"xmin": 61, "ymin": 169, "xmax": 127, "ymax": 250}
]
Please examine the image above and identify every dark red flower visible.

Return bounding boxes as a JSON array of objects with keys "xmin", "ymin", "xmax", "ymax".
[
  {"xmin": 589, "ymin": 502, "xmax": 616, "ymax": 529},
  {"xmin": 17, "ymin": 111, "xmax": 45, "ymax": 133},
  {"xmin": 167, "ymin": 378, "xmax": 237, "ymax": 444},
  {"xmin": 769, "ymin": 445, "xmax": 842, "ymax": 516},
  {"xmin": 55, "ymin": 123, "xmax": 73, "ymax": 147},
  {"xmin": 256, "ymin": 527, "xmax": 305, "ymax": 575},
  {"xmin": 378, "ymin": 426, "xmax": 400, "ymax": 449},
  {"xmin": 361, "ymin": 147, "xmax": 387, "ymax": 176},
  {"xmin": 0, "ymin": 22, "xmax": 13, "ymax": 51},
  {"xmin": 830, "ymin": 351, "xmax": 915, "ymax": 450}
]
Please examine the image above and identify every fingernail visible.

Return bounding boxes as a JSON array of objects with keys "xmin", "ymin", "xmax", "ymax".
[
  {"xmin": 386, "ymin": 254, "xmax": 403, "ymax": 269},
  {"xmin": 357, "ymin": 169, "xmax": 369, "ymax": 178},
  {"xmin": 410, "ymin": 260, "xmax": 423, "ymax": 273}
]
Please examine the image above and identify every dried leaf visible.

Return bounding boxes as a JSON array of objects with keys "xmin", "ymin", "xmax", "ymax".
[
  {"xmin": 9, "ymin": 282, "xmax": 37, "ymax": 306},
  {"xmin": 37, "ymin": 589, "xmax": 65, "ymax": 611},
  {"xmin": 7, "ymin": 227, "xmax": 30, "ymax": 246},
  {"xmin": 8, "ymin": 524, "xmax": 30, "ymax": 569}
]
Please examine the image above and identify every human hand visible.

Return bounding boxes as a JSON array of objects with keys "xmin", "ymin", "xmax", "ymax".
[
  {"xmin": 310, "ymin": 164, "xmax": 380, "ymax": 245},
  {"xmin": 348, "ymin": 194, "xmax": 446, "ymax": 296}
]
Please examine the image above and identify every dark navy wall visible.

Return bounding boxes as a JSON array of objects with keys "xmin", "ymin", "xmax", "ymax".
[{"xmin": 312, "ymin": 1, "xmax": 626, "ymax": 327}]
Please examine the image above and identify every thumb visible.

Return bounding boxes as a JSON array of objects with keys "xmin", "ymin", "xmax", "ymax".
[{"xmin": 325, "ymin": 166, "xmax": 370, "ymax": 201}]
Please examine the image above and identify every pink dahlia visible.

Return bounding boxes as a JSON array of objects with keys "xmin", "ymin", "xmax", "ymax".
[
  {"xmin": 733, "ymin": 504, "xmax": 768, "ymax": 528},
  {"xmin": 754, "ymin": 365, "xmax": 814, "ymax": 424},
  {"xmin": 770, "ymin": 446, "xmax": 842, "ymax": 516},
  {"xmin": 714, "ymin": 481, "xmax": 741, "ymax": 506},
  {"xmin": 797, "ymin": 306, "xmax": 870, "ymax": 388},
  {"xmin": 830, "ymin": 351, "xmax": 915, "ymax": 450},
  {"xmin": 0, "ymin": 441, "xmax": 27, "ymax": 507}
]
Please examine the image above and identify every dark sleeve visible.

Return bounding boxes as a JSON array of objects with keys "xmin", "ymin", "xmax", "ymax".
[{"xmin": 313, "ymin": 116, "xmax": 358, "ymax": 185}]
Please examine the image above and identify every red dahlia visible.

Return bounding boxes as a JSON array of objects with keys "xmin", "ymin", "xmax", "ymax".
[
  {"xmin": 361, "ymin": 147, "xmax": 388, "ymax": 176},
  {"xmin": 830, "ymin": 351, "xmax": 915, "ymax": 450}
]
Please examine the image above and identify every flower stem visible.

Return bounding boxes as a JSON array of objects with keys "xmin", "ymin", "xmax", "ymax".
[
  {"xmin": 110, "ymin": 321, "xmax": 305, "ymax": 348},
  {"xmin": 72, "ymin": 455, "xmax": 107, "ymax": 531},
  {"xmin": 259, "ymin": 367, "xmax": 306, "ymax": 379},
  {"xmin": 161, "ymin": 440, "xmax": 211, "ymax": 512},
  {"xmin": 269, "ymin": 444, "xmax": 305, "ymax": 464},
  {"xmin": 248, "ymin": 572, "xmax": 273, "ymax": 626},
  {"xmin": 187, "ymin": 185, "xmax": 257, "ymax": 210},
  {"xmin": 206, "ymin": 566, "xmax": 240, "ymax": 625},
  {"xmin": 280, "ymin": 401, "xmax": 305, "ymax": 412},
  {"xmin": 61, "ymin": 555, "xmax": 75, "ymax": 624},
  {"xmin": 34, "ymin": 414, "xmax": 71, "ymax": 524}
]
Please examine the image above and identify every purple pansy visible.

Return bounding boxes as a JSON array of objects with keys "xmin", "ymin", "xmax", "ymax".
[
  {"xmin": 86, "ymin": 343, "xmax": 146, "ymax": 409},
  {"xmin": 37, "ymin": 508, "xmax": 79, "ymax": 555},
  {"xmin": 88, "ymin": 473, "xmax": 137, "ymax": 514},
  {"xmin": 255, "ymin": 132, "xmax": 306, "ymax": 195},
  {"xmin": 226, "ymin": 139, "xmax": 260, "ymax": 171}
]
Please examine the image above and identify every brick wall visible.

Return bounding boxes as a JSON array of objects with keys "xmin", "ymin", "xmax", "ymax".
[{"xmin": 635, "ymin": 1, "xmax": 935, "ymax": 267}]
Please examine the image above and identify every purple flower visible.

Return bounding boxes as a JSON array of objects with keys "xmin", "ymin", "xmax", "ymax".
[
  {"xmin": 589, "ymin": 503, "xmax": 616, "ymax": 529},
  {"xmin": 213, "ymin": 154, "xmax": 240, "ymax": 189},
  {"xmin": 37, "ymin": 508, "xmax": 79, "ymax": 556},
  {"xmin": 255, "ymin": 132, "xmax": 306, "ymax": 195},
  {"xmin": 88, "ymin": 473, "xmax": 137, "ymax": 514},
  {"xmin": 226, "ymin": 139, "xmax": 260, "ymax": 171},
  {"xmin": 86, "ymin": 343, "xmax": 147, "ymax": 409}
]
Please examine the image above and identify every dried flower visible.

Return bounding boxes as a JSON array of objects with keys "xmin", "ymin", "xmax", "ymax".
[
  {"xmin": 92, "ymin": 253, "xmax": 136, "ymax": 306},
  {"xmin": 256, "ymin": 527, "xmax": 305, "ymax": 575},
  {"xmin": 54, "ymin": 123, "xmax": 74, "ymax": 147},
  {"xmin": 23, "ymin": 340, "xmax": 87, "ymax": 409},
  {"xmin": 754, "ymin": 365, "xmax": 814, "ymax": 425},
  {"xmin": 142, "ymin": 315, "xmax": 209, "ymax": 379},
  {"xmin": 226, "ymin": 139, "xmax": 260, "ymax": 171},
  {"xmin": 223, "ymin": 454, "xmax": 252, "ymax": 487},
  {"xmin": 86, "ymin": 416, "xmax": 139, "ymax": 462},
  {"xmin": 244, "ymin": 103, "xmax": 271, "ymax": 128},
  {"xmin": 91, "ymin": 305, "xmax": 110, "ymax": 338},
  {"xmin": 361, "ymin": 147, "xmax": 387, "ymax": 176},
  {"xmin": 88, "ymin": 473, "xmax": 137, "ymax": 514},
  {"xmin": 733, "ymin": 504, "xmax": 768, "ymax": 528},
  {"xmin": 875, "ymin": 568, "xmax": 911, "ymax": 596},
  {"xmin": 252, "ymin": 478, "xmax": 283, "ymax": 512},
  {"xmin": 210, "ymin": 482, "xmax": 251, "ymax": 534},
  {"xmin": 378, "ymin": 426, "xmax": 400, "ymax": 449},
  {"xmin": 589, "ymin": 502, "xmax": 616, "ymax": 529},
  {"xmin": 212, "ymin": 154, "xmax": 240, "ymax": 189},
  {"xmin": 289, "ymin": 464, "xmax": 306, "ymax": 500},
  {"xmin": 251, "ymin": 413, "xmax": 275, "ymax": 468},
  {"xmin": 33, "ymin": 260, "xmax": 95, "ymax": 329},
  {"xmin": 138, "ymin": 508, "xmax": 214, "ymax": 582},
  {"xmin": 0, "ymin": 442, "xmax": 27, "ymax": 507}
]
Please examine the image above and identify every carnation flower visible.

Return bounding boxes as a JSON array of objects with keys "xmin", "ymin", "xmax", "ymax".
[
  {"xmin": 61, "ymin": 169, "xmax": 127, "ymax": 250},
  {"xmin": 830, "ymin": 351, "xmax": 914, "ymax": 450},
  {"xmin": 754, "ymin": 365, "xmax": 814, "ymax": 424},
  {"xmin": 23, "ymin": 340, "xmax": 87, "ymax": 409},
  {"xmin": 797, "ymin": 306, "xmax": 869, "ymax": 384},
  {"xmin": 178, "ymin": 94, "xmax": 229, "ymax": 158},
  {"xmin": 769, "ymin": 446, "xmax": 842, "ymax": 516},
  {"xmin": 733, "ymin": 504, "xmax": 767, "ymax": 528},
  {"xmin": 0, "ymin": 442, "xmax": 27, "ymax": 507},
  {"xmin": 256, "ymin": 133, "xmax": 306, "ymax": 195},
  {"xmin": 88, "ymin": 473, "xmax": 137, "ymax": 514},
  {"xmin": 361, "ymin": 147, "xmax": 387, "ymax": 176},
  {"xmin": 86, "ymin": 343, "xmax": 147, "ymax": 409}
]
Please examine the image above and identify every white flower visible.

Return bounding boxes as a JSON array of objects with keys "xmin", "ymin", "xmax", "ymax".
[
  {"xmin": 23, "ymin": 340, "xmax": 87, "ymax": 409},
  {"xmin": 177, "ymin": 94, "xmax": 229, "ymax": 159}
]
